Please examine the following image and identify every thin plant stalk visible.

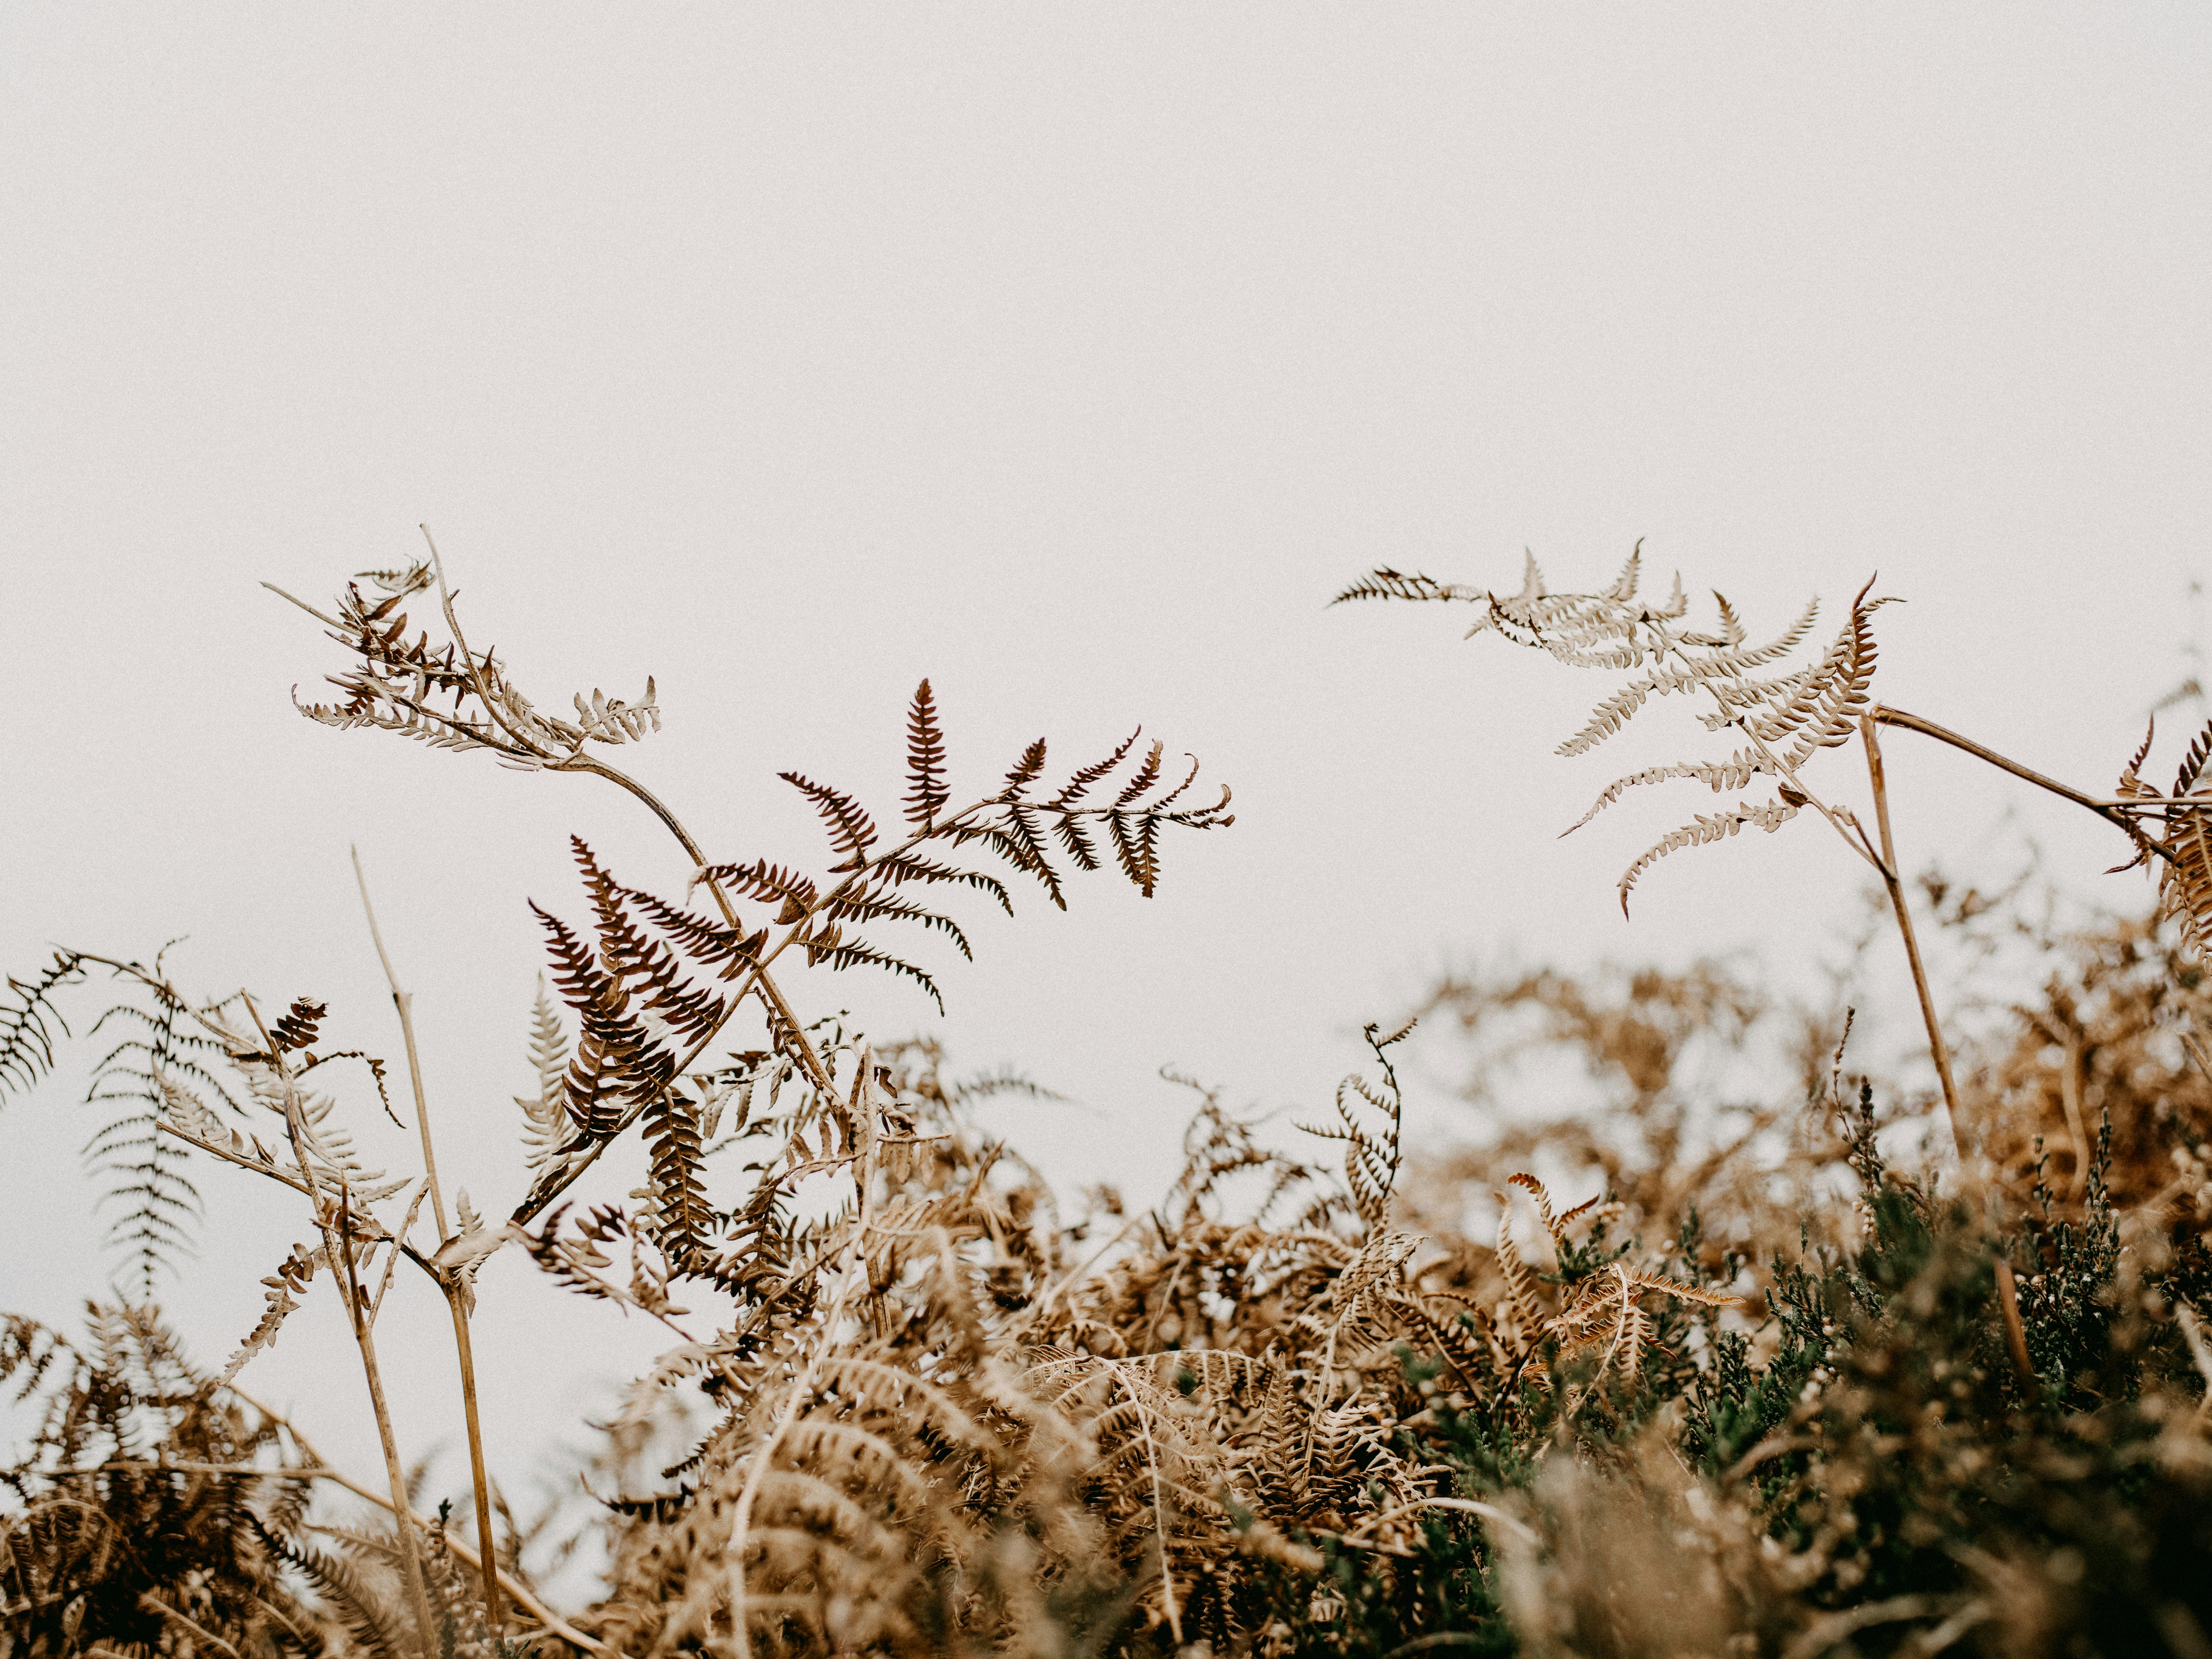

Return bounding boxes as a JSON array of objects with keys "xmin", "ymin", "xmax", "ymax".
[
  {"xmin": 351, "ymin": 848, "xmax": 505, "ymax": 1632},
  {"xmin": 242, "ymin": 991, "xmax": 438, "ymax": 1645},
  {"xmin": 226, "ymin": 1386, "xmax": 610, "ymax": 1656},
  {"xmin": 1857, "ymin": 713, "xmax": 1965, "ymax": 1156},
  {"xmin": 1995, "ymin": 1256, "xmax": 2036, "ymax": 1384},
  {"xmin": 1873, "ymin": 704, "xmax": 2177, "ymax": 863}
]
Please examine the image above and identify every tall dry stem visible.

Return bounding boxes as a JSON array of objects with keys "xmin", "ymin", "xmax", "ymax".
[
  {"xmin": 1857, "ymin": 712, "xmax": 1964, "ymax": 1154},
  {"xmin": 242, "ymin": 990, "xmax": 437, "ymax": 1645},
  {"xmin": 351, "ymin": 848, "xmax": 504, "ymax": 1631}
]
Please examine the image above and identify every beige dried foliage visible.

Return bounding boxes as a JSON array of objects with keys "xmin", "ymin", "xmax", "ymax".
[
  {"xmin": 17, "ymin": 549, "xmax": 2212, "ymax": 1659},
  {"xmin": 1338, "ymin": 549, "xmax": 1894, "ymax": 911},
  {"xmin": 576, "ymin": 1042, "xmax": 1478, "ymax": 1655}
]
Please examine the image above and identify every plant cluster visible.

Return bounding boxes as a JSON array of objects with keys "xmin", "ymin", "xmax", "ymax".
[{"xmin": 7, "ymin": 546, "xmax": 2212, "ymax": 1658}]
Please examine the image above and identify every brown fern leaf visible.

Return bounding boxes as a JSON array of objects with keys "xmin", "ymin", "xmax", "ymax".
[
  {"xmin": 1112, "ymin": 738, "xmax": 1166, "ymax": 811},
  {"xmin": 1107, "ymin": 808, "xmax": 1154, "ymax": 894},
  {"xmin": 1507, "ymin": 1171, "xmax": 1564, "ymax": 1246},
  {"xmin": 699, "ymin": 859, "xmax": 821, "ymax": 925},
  {"xmin": 803, "ymin": 935, "xmax": 945, "ymax": 1012},
  {"xmin": 219, "ymin": 1241, "xmax": 319, "ymax": 1386},
  {"xmin": 1050, "ymin": 730, "xmax": 1141, "ymax": 810},
  {"xmin": 903, "ymin": 679, "xmax": 950, "ymax": 831},
  {"xmin": 2178, "ymin": 718, "xmax": 2212, "ymax": 797},
  {"xmin": 1618, "ymin": 799, "xmax": 1801, "ymax": 915},
  {"xmin": 572, "ymin": 838, "xmax": 731, "ymax": 1046},
  {"xmin": 823, "ymin": 884, "xmax": 974, "ymax": 959},
  {"xmin": 531, "ymin": 902, "xmax": 660, "ymax": 1135},
  {"xmin": 1002, "ymin": 736, "xmax": 1049, "ymax": 797},
  {"xmin": 957, "ymin": 815, "xmax": 1068, "ymax": 910},
  {"xmin": 0, "ymin": 951, "xmax": 86, "ymax": 1096},
  {"xmin": 2158, "ymin": 719, "xmax": 2212, "ymax": 960},
  {"xmin": 1051, "ymin": 807, "xmax": 1103, "ymax": 873},
  {"xmin": 641, "ymin": 1091, "xmax": 713, "ymax": 1272},
  {"xmin": 1561, "ymin": 751, "xmax": 1766, "ymax": 836},
  {"xmin": 1329, "ymin": 568, "xmax": 1483, "ymax": 605},
  {"xmin": 1296, "ymin": 1021, "xmax": 1409, "ymax": 1235},
  {"xmin": 613, "ymin": 883, "xmax": 768, "ymax": 980},
  {"xmin": 874, "ymin": 852, "xmax": 1014, "ymax": 914},
  {"xmin": 1354, "ymin": 550, "xmax": 1896, "ymax": 915},
  {"xmin": 354, "ymin": 561, "xmax": 434, "ymax": 596},
  {"xmin": 1494, "ymin": 1199, "xmax": 1545, "ymax": 1341},
  {"xmin": 781, "ymin": 772, "xmax": 880, "ymax": 871},
  {"xmin": 268, "ymin": 997, "xmax": 326, "ymax": 1055},
  {"xmin": 2118, "ymin": 716, "xmax": 2158, "ymax": 799}
]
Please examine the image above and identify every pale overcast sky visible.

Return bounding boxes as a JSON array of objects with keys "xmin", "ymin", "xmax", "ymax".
[{"xmin": 5, "ymin": 4, "xmax": 2208, "ymax": 1550}]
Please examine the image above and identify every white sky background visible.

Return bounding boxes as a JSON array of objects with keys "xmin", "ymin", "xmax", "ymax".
[{"xmin": 4, "ymin": 4, "xmax": 2209, "ymax": 1562}]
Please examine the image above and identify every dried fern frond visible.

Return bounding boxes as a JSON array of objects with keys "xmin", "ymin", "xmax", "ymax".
[
  {"xmin": 0, "ymin": 953, "xmax": 377, "ymax": 1293},
  {"xmin": 268, "ymin": 546, "xmax": 663, "ymax": 774},
  {"xmin": 515, "ymin": 975, "xmax": 578, "ymax": 1174},
  {"xmin": 1297, "ymin": 1019, "xmax": 1412, "ymax": 1233},
  {"xmin": 219, "ymin": 1240, "xmax": 321, "ymax": 1386},
  {"xmin": 1339, "ymin": 549, "xmax": 1893, "ymax": 911},
  {"xmin": 0, "ymin": 950, "xmax": 86, "ymax": 1095},
  {"xmin": 1489, "ymin": 1172, "xmax": 1743, "ymax": 1397},
  {"xmin": 2153, "ymin": 718, "xmax": 2212, "ymax": 960},
  {"xmin": 2096, "ymin": 714, "xmax": 2212, "ymax": 963},
  {"xmin": 518, "ymin": 688, "xmax": 1231, "ymax": 1211},
  {"xmin": 2, "ymin": 1306, "xmax": 338, "ymax": 1657}
]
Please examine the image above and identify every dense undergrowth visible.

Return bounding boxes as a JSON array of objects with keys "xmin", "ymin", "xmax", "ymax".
[{"xmin": 9, "ymin": 551, "xmax": 2212, "ymax": 1658}]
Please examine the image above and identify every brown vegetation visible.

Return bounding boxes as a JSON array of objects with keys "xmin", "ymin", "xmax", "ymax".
[{"xmin": 8, "ymin": 546, "xmax": 2212, "ymax": 1658}]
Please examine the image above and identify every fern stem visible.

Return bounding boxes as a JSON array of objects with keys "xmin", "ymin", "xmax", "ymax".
[
  {"xmin": 350, "ymin": 849, "xmax": 505, "ymax": 1632},
  {"xmin": 1858, "ymin": 715, "xmax": 1965, "ymax": 1156},
  {"xmin": 557, "ymin": 752, "xmax": 837, "ymax": 1098},
  {"xmin": 1872, "ymin": 704, "xmax": 2177, "ymax": 865},
  {"xmin": 242, "ymin": 992, "xmax": 440, "ymax": 1651}
]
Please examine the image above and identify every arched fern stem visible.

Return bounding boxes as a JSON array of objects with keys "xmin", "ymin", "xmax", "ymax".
[
  {"xmin": 554, "ymin": 751, "xmax": 835, "ymax": 1102},
  {"xmin": 1871, "ymin": 703, "xmax": 2179, "ymax": 868}
]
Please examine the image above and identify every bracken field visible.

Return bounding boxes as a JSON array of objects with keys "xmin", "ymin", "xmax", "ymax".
[{"xmin": 10, "ymin": 547, "xmax": 2212, "ymax": 1659}]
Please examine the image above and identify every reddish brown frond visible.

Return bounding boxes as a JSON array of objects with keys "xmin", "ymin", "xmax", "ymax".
[
  {"xmin": 903, "ymin": 680, "xmax": 950, "ymax": 831},
  {"xmin": 824, "ymin": 884, "xmax": 974, "ymax": 960},
  {"xmin": 2118, "ymin": 717, "xmax": 2157, "ymax": 796},
  {"xmin": 2174, "ymin": 718, "xmax": 2212, "ymax": 799},
  {"xmin": 874, "ymin": 853, "xmax": 1014, "ymax": 915},
  {"xmin": 807, "ymin": 937, "xmax": 945, "ymax": 1012},
  {"xmin": 1051, "ymin": 812, "xmax": 1102, "ymax": 873},
  {"xmin": 616, "ymin": 883, "xmax": 766, "ymax": 979},
  {"xmin": 949, "ymin": 822, "xmax": 1067, "ymax": 910},
  {"xmin": 1112, "ymin": 741, "xmax": 1166, "ymax": 810},
  {"xmin": 1051, "ymin": 731, "xmax": 1139, "ymax": 810},
  {"xmin": 268, "ymin": 998, "xmax": 326, "ymax": 1055},
  {"xmin": 1002, "ymin": 737, "xmax": 1049, "ymax": 798},
  {"xmin": 1000, "ymin": 807, "xmax": 1068, "ymax": 910},
  {"xmin": 641, "ymin": 1091, "xmax": 713, "ymax": 1272},
  {"xmin": 531, "ymin": 900, "xmax": 665, "ymax": 1135},
  {"xmin": 701, "ymin": 860, "xmax": 821, "ymax": 925},
  {"xmin": 780, "ymin": 772, "xmax": 880, "ymax": 869},
  {"xmin": 1507, "ymin": 1172, "xmax": 1562, "ymax": 1244}
]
